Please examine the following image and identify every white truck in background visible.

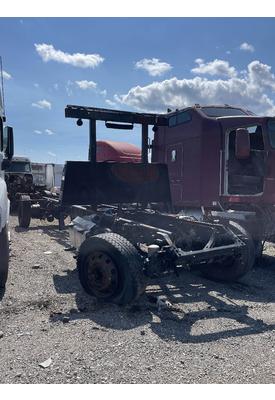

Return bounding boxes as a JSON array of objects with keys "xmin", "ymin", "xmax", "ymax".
[{"xmin": 0, "ymin": 65, "xmax": 14, "ymax": 289}]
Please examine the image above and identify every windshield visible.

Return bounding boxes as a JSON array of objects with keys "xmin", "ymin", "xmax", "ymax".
[
  {"xmin": 201, "ymin": 107, "xmax": 251, "ymax": 117},
  {"xmin": 6, "ymin": 161, "xmax": 31, "ymax": 173},
  {"xmin": 267, "ymin": 118, "xmax": 275, "ymax": 148}
]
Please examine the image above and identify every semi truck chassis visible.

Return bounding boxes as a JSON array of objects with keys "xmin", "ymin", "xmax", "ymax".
[{"xmin": 68, "ymin": 204, "xmax": 254, "ymax": 305}]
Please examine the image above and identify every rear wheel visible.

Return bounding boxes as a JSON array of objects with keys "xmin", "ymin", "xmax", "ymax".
[
  {"xmin": 0, "ymin": 225, "xmax": 9, "ymax": 288},
  {"xmin": 77, "ymin": 233, "xmax": 146, "ymax": 305},
  {"xmin": 201, "ymin": 221, "xmax": 255, "ymax": 282},
  {"xmin": 18, "ymin": 195, "xmax": 31, "ymax": 228}
]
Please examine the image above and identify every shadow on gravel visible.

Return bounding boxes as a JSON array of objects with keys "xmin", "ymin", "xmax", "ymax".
[
  {"xmin": 0, "ymin": 287, "xmax": 6, "ymax": 301},
  {"xmin": 256, "ymin": 254, "xmax": 275, "ymax": 270},
  {"xmin": 52, "ymin": 269, "xmax": 154, "ymax": 329},
  {"xmin": 146, "ymin": 272, "xmax": 275, "ymax": 343},
  {"xmin": 14, "ymin": 223, "xmax": 71, "ymax": 248},
  {"xmin": 52, "ymin": 259, "xmax": 275, "ymax": 344}
]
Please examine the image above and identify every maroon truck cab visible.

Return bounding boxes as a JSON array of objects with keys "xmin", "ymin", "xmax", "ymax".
[{"xmin": 152, "ymin": 105, "xmax": 275, "ymax": 211}]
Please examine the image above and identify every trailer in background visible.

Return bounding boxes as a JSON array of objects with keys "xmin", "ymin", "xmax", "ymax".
[
  {"xmin": 31, "ymin": 162, "xmax": 55, "ymax": 189},
  {"xmin": 96, "ymin": 140, "xmax": 141, "ymax": 162}
]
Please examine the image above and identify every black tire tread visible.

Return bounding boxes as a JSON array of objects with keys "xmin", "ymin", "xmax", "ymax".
[
  {"xmin": 0, "ymin": 225, "xmax": 9, "ymax": 288},
  {"xmin": 18, "ymin": 195, "xmax": 31, "ymax": 228}
]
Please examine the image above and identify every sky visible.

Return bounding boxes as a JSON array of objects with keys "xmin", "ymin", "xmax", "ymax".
[{"xmin": 1, "ymin": 17, "xmax": 275, "ymax": 163}]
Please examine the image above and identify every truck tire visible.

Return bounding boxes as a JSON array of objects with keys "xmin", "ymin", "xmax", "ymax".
[
  {"xmin": 77, "ymin": 233, "xmax": 146, "ymax": 305},
  {"xmin": 10, "ymin": 200, "xmax": 18, "ymax": 213},
  {"xmin": 0, "ymin": 225, "xmax": 9, "ymax": 288},
  {"xmin": 201, "ymin": 221, "xmax": 255, "ymax": 282},
  {"xmin": 18, "ymin": 195, "xmax": 31, "ymax": 228},
  {"xmin": 254, "ymin": 239, "xmax": 263, "ymax": 260}
]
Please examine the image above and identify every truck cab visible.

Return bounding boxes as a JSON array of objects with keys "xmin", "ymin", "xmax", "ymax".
[
  {"xmin": 5, "ymin": 156, "xmax": 34, "ymax": 206},
  {"xmin": 151, "ymin": 104, "xmax": 275, "ymax": 244}
]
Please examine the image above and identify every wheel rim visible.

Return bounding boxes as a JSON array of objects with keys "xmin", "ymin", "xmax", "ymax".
[{"xmin": 86, "ymin": 251, "xmax": 119, "ymax": 298}]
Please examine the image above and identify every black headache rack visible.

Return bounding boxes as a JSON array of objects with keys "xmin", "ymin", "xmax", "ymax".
[
  {"xmin": 60, "ymin": 161, "xmax": 171, "ymax": 206},
  {"xmin": 61, "ymin": 104, "xmax": 170, "ymax": 207},
  {"xmin": 65, "ymin": 104, "xmax": 168, "ymax": 164},
  {"xmin": 65, "ymin": 104, "xmax": 168, "ymax": 125}
]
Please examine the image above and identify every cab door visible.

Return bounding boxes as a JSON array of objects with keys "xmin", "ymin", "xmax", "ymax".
[{"xmin": 166, "ymin": 143, "xmax": 183, "ymax": 204}]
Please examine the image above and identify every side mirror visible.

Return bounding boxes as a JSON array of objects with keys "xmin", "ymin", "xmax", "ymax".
[
  {"xmin": 235, "ymin": 128, "xmax": 250, "ymax": 159},
  {"xmin": 4, "ymin": 126, "xmax": 14, "ymax": 161}
]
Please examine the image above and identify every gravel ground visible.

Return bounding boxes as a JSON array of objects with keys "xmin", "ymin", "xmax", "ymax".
[{"xmin": 0, "ymin": 215, "xmax": 275, "ymax": 384}]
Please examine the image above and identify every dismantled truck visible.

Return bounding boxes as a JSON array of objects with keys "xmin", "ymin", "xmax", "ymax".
[
  {"xmin": 56, "ymin": 104, "xmax": 258, "ymax": 305},
  {"xmin": 5, "ymin": 156, "xmax": 33, "ymax": 209},
  {"xmin": 6, "ymin": 158, "xmax": 55, "ymax": 199},
  {"xmin": 15, "ymin": 162, "xmax": 64, "ymax": 228}
]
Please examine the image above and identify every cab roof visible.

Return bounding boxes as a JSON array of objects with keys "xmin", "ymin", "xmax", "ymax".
[
  {"xmin": 12, "ymin": 156, "xmax": 31, "ymax": 162},
  {"xmin": 167, "ymin": 105, "xmax": 254, "ymax": 119}
]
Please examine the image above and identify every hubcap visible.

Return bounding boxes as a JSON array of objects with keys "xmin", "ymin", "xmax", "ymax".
[{"xmin": 86, "ymin": 251, "xmax": 119, "ymax": 298}]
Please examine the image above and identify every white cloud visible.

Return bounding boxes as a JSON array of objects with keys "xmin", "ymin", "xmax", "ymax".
[
  {"xmin": 247, "ymin": 60, "xmax": 275, "ymax": 90},
  {"xmin": 195, "ymin": 58, "xmax": 204, "ymax": 64},
  {"xmin": 32, "ymin": 99, "xmax": 52, "ymax": 110},
  {"xmin": 100, "ymin": 89, "xmax": 107, "ymax": 97},
  {"xmin": 114, "ymin": 60, "xmax": 275, "ymax": 116},
  {"xmin": 135, "ymin": 58, "xmax": 172, "ymax": 77},
  {"xmin": 191, "ymin": 58, "xmax": 236, "ymax": 77},
  {"xmin": 75, "ymin": 80, "xmax": 97, "ymax": 90},
  {"xmin": 47, "ymin": 151, "xmax": 56, "ymax": 157},
  {"xmin": 35, "ymin": 43, "xmax": 104, "ymax": 69},
  {"xmin": 3, "ymin": 70, "xmax": 12, "ymax": 80},
  {"xmin": 53, "ymin": 83, "xmax": 59, "ymax": 90},
  {"xmin": 105, "ymin": 99, "xmax": 118, "ymax": 107},
  {"xmin": 240, "ymin": 42, "xmax": 255, "ymax": 52},
  {"xmin": 45, "ymin": 129, "xmax": 55, "ymax": 135},
  {"xmin": 34, "ymin": 130, "xmax": 42, "ymax": 134},
  {"xmin": 34, "ymin": 83, "xmax": 39, "ymax": 88},
  {"xmin": 65, "ymin": 80, "xmax": 74, "ymax": 97}
]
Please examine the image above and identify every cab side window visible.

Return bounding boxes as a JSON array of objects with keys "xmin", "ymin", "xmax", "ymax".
[
  {"xmin": 248, "ymin": 125, "xmax": 264, "ymax": 150},
  {"xmin": 168, "ymin": 111, "xmax": 191, "ymax": 127}
]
